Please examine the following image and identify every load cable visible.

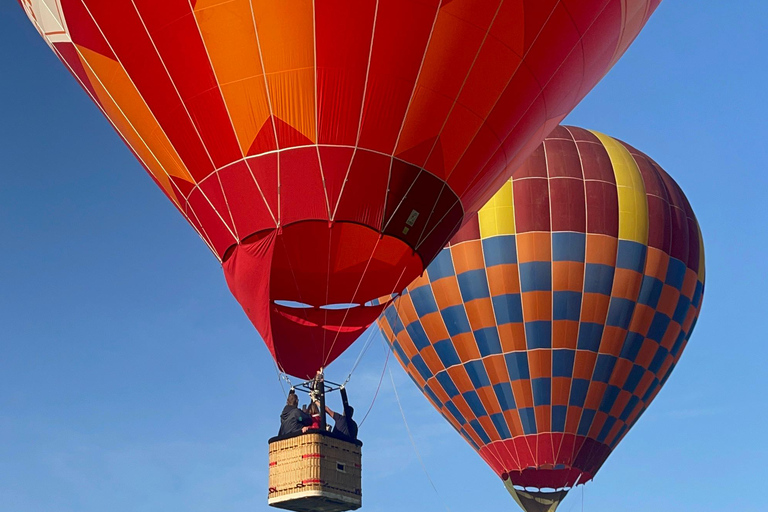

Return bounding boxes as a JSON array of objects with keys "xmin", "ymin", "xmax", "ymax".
[{"xmin": 388, "ymin": 361, "xmax": 451, "ymax": 512}]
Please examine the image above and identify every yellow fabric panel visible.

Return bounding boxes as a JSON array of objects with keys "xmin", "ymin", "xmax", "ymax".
[
  {"xmin": 77, "ymin": 46, "xmax": 193, "ymax": 201},
  {"xmin": 251, "ymin": 0, "xmax": 316, "ymax": 144},
  {"xmin": 591, "ymin": 131, "xmax": 648, "ymax": 244},
  {"xmin": 478, "ymin": 179, "xmax": 515, "ymax": 238},
  {"xmin": 194, "ymin": 0, "xmax": 271, "ymax": 154},
  {"xmin": 697, "ymin": 221, "xmax": 706, "ymax": 284}
]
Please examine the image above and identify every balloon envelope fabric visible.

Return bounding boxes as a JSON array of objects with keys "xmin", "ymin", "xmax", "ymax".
[
  {"xmin": 21, "ymin": 0, "xmax": 659, "ymax": 378},
  {"xmin": 377, "ymin": 126, "xmax": 705, "ymax": 499}
]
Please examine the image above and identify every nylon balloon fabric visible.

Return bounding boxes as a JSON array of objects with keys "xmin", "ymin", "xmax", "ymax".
[
  {"xmin": 20, "ymin": 1, "xmax": 660, "ymax": 378},
  {"xmin": 377, "ymin": 126, "xmax": 705, "ymax": 502}
]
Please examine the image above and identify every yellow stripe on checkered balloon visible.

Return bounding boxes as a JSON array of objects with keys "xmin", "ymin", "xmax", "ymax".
[
  {"xmin": 591, "ymin": 131, "xmax": 649, "ymax": 244},
  {"xmin": 478, "ymin": 179, "xmax": 516, "ymax": 239}
]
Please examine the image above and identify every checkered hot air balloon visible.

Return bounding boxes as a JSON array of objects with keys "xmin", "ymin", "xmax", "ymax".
[
  {"xmin": 20, "ymin": 0, "xmax": 659, "ymax": 378},
  {"xmin": 378, "ymin": 126, "xmax": 704, "ymax": 512}
]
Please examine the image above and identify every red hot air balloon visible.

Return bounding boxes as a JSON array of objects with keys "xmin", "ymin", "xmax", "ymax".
[
  {"xmin": 378, "ymin": 126, "xmax": 704, "ymax": 511},
  {"xmin": 20, "ymin": 1, "xmax": 660, "ymax": 378}
]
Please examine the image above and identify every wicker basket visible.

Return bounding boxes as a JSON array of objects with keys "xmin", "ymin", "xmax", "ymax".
[{"xmin": 268, "ymin": 432, "xmax": 362, "ymax": 512}]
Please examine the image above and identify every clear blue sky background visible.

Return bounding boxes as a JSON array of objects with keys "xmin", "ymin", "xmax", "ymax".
[{"xmin": 1, "ymin": 3, "xmax": 766, "ymax": 511}]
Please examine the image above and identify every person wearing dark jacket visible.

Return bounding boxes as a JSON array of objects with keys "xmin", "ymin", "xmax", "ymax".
[
  {"xmin": 325, "ymin": 404, "xmax": 358, "ymax": 440},
  {"xmin": 278, "ymin": 391, "xmax": 312, "ymax": 436}
]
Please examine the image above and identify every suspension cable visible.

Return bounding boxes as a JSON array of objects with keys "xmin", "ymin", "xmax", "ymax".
[
  {"xmin": 358, "ymin": 342, "xmax": 390, "ymax": 427},
  {"xmin": 389, "ymin": 364, "xmax": 451, "ymax": 512}
]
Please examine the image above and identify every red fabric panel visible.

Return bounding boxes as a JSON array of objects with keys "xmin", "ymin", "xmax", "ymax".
[
  {"xmin": 357, "ymin": 0, "xmax": 440, "ymax": 153},
  {"xmin": 333, "ymin": 150, "xmax": 389, "ymax": 226},
  {"xmin": 269, "ymin": 304, "xmax": 385, "ymax": 379},
  {"xmin": 279, "ymin": 148, "xmax": 328, "ymax": 225},
  {"xmin": 246, "ymin": 154, "xmax": 279, "ymax": 224},
  {"xmin": 223, "ymin": 231, "xmax": 277, "ymax": 359},
  {"xmin": 513, "ymin": 178, "xmax": 551, "ymax": 233},
  {"xmin": 546, "ymin": 138, "xmax": 583, "ymax": 178},
  {"xmin": 515, "ymin": 144, "xmax": 548, "ymax": 178},
  {"xmin": 574, "ymin": 0, "xmax": 623, "ymax": 98},
  {"xmin": 53, "ymin": 42, "xmax": 99, "ymax": 102},
  {"xmin": 81, "ymin": 0, "xmax": 214, "ymax": 180},
  {"xmin": 198, "ymin": 174, "xmax": 236, "ymax": 234},
  {"xmin": 60, "ymin": 0, "xmax": 114, "ymax": 57},
  {"xmin": 550, "ymin": 178, "xmax": 587, "ymax": 232},
  {"xmin": 132, "ymin": 0, "xmax": 241, "ymax": 167},
  {"xmin": 218, "ymin": 161, "xmax": 276, "ymax": 238},
  {"xmin": 186, "ymin": 186, "xmax": 234, "ymax": 255},
  {"xmin": 318, "ymin": 146, "xmax": 355, "ymax": 213},
  {"xmin": 585, "ymin": 180, "xmax": 619, "ymax": 236},
  {"xmin": 315, "ymin": 0, "xmax": 376, "ymax": 145}
]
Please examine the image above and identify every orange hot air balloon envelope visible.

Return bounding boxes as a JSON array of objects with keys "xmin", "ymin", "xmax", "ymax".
[
  {"xmin": 20, "ymin": 1, "xmax": 660, "ymax": 378},
  {"xmin": 377, "ymin": 126, "xmax": 704, "ymax": 510}
]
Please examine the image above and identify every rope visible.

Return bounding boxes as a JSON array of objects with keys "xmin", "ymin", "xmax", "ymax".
[
  {"xmin": 342, "ymin": 324, "xmax": 380, "ymax": 387},
  {"xmin": 358, "ymin": 341, "xmax": 390, "ymax": 427},
  {"xmin": 389, "ymin": 364, "xmax": 451, "ymax": 512}
]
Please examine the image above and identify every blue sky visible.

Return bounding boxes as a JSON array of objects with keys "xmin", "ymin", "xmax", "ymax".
[{"xmin": 1, "ymin": 2, "xmax": 767, "ymax": 511}]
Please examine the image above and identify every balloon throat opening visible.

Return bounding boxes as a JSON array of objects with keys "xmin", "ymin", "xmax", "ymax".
[{"xmin": 502, "ymin": 475, "xmax": 571, "ymax": 512}]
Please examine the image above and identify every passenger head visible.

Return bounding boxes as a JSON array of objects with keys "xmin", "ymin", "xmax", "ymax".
[
  {"xmin": 307, "ymin": 402, "xmax": 319, "ymax": 416},
  {"xmin": 287, "ymin": 392, "xmax": 299, "ymax": 407}
]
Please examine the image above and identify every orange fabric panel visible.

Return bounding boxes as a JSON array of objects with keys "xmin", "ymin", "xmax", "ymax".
[
  {"xmin": 628, "ymin": 303, "xmax": 655, "ymax": 337},
  {"xmin": 585, "ymin": 234, "xmax": 618, "ymax": 265},
  {"xmin": 484, "ymin": 355, "xmax": 511, "ymax": 386},
  {"xmin": 580, "ymin": 293, "xmax": 610, "ymax": 324},
  {"xmin": 397, "ymin": 294, "xmax": 420, "ymax": 328},
  {"xmin": 78, "ymin": 46, "xmax": 192, "ymax": 199},
  {"xmin": 431, "ymin": 277, "xmax": 464, "ymax": 308},
  {"xmin": 521, "ymin": 291, "xmax": 552, "ymax": 322},
  {"xmin": 516, "ymin": 232, "xmax": 552, "ymax": 263},
  {"xmin": 511, "ymin": 380, "xmax": 534, "ymax": 409},
  {"xmin": 612, "ymin": 268, "xmax": 643, "ymax": 300},
  {"xmin": 608, "ymin": 358, "xmax": 633, "ymax": 387},
  {"xmin": 428, "ymin": 377, "xmax": 452, "ymax": 405},
  {"xmin": 498, "ymin": 323, "xmax": 527, "ymax": 352},
  {"xmin": 661, "ymin": 322, "xmax": 682, "ymax": 351},
  {"xmin": 552, "ymin": 320, "xmax": 579, "ymax": 349},
  {"xmin": 634, "ymin": 339, "xmax": 659, "ymax": 368},
  {"xmin": 552, "ymin": 377, "xmax": 571, "ymax": 406},
  {"xmin": 420, "ymin": 311, "xmax": 451, "ymax": 341},
  {"xmin": 452, "ymin": 395, "xmax": 476, "ymax": 422},
  {"xmin": 534, "ymin": 406, "xmax": 552, "ymax": 434},
  {"xmin": 610, "ymin": 390, "xmax": 634, "ymax": 417},
  {"xmin": 464, "ymin": 298, "xmax": 497, "ymax": 330},
  {"xmin": 584, "ymin": 382, "xmax": 608, "ymax": 410},
  {"xmin": 656, "ymin": 285, "xmax": 680, "ymax": 318},
  {"xmin": 552, "ymin": 261, "xmax": 584, "ymax": 292},
  {"xmin": 573, "ymin": 351, "xmax": 598, "ymax": 380},
  {"xmin": 478, "ymin": 416, "xmax": 502, "ymax": 442},
  {"xmin": 451, "ymin": 240, "xmax": 485, "ymax": 273},
  {"xmin": 528, "ymin": 350, "xmax": 552, "ymax": 379},
  {"xmin": 193, "ymin": 0, "xmax": 271, "ymax": 154},
  {"xmin": 487, "ymin": 264, "xmax": 521, "ymax": 296},
  {"xmin": 599, "ymin": 326, "xmax": 625, "ymax": 357},
  {"xmin": 588, "ymin": 411, "xmax": 609, "ymax": 439},
  {"xmin": 420, "ymin": 346, "xmax": 444, "ymax": 375},
  {"xmin": 477, "ymin": 387, "xmax": 503, "ymax": 416},
  {"xmin": 504, "ymin": 410, "xmax": 525, "ymax": 438},
  {"xmin": 681, "ymin": 268, "xmax": 699, "ymax": 299},
  {"xmin": 565, "ymin": 406, "xmax": 583, "ymax": 433},
  {"xmin": 447, "ymin": 365, "xmax": 474, "ymax": 394},
  {"xmin": 453, "ymin": 332, "xmax": 482, "ymax": 362},
  {"xmin": 643, "ymin": 246, "xmax": 669, "ymax": 280},
  {"xmin": 396, "ymin": 331, "xmax": 419, "ymax": 360},
  {"xmin": 250, "ymin": 0, "xmax": 316, "ymax": 145}
]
